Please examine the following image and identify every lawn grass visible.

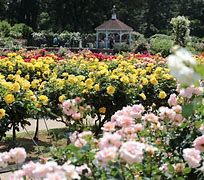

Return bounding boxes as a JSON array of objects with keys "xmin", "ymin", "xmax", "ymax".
[{"xmin": 0, "ymin": 128, "xmax": 68, "ymax": 161}]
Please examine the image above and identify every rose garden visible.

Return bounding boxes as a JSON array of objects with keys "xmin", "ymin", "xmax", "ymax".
[{"xmin": 0, "ymin": 1, "xmax": 204, "ymax": 180}]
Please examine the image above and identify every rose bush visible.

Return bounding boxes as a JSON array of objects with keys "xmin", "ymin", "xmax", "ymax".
[
  {"xmin": 1, "ymin": 47, "xmax": 204, "ymax": 179},
  {"xmin": 0, "ymin": 50, "xmax": 177, "ymax": 139}
]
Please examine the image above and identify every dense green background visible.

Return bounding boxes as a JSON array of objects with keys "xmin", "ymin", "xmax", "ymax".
[{"xmin": 0, "ymin": 0, "xmax": 204, "ymax": 37}]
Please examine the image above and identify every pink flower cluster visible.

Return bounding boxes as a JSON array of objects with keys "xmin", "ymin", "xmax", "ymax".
[
  {"xmin": 183, "ymin": 148, "xmax": 201, "ymax": 168},
  {"xmin": 62, "ymin": 98, "xmax": 82, "ymax": 120},
  {"xmin": 183, "ymin": 135, "xmax": 204, "ymax": 169},
  {"xmin": 69, "ymin": 131, "xmax": 93, "ymax": 148},
  {"xmin": 95, "ymin": 104, "xmax": 157, "ymax": 166},
  {"xmin": 0, "ymin": 147, "xmax": 26, "ymax": 168},
  {"xmin": 159, "ymin": 105, "xmax": 184, "ymax": 126},
  {"xmin": 109, "ymin": 104, "xmax": 145, "ymax": 140},
  {"xmin": 10, "ymin": 161, "xmax": 91, "ymax": 180},
  {"xmin": 178, "ymin": 85, "xmax": 203, "ymax": 99}
]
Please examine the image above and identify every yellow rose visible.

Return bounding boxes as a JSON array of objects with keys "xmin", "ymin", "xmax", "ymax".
[
  {"xmin": 68, "ymin": 75, "xmax": 78, "ymax": 84},
  {"xmin": 59, "ymin": 95, "xmax": 66, "ymax": 103},
  {"xmin": 107, "ymin": 85, "xmax": 116, "ymax": 95},
  {"xmin": 94, "ymin": 84, "xmax": 100, "ymax": 91},
  {"xmin": 31, "ymin": 79, "xmax": 39, "ymax": 89},
  {"xmin": 8, "ymin": 74, "xmax": 14, "ymax": 80},
  {"xmin": 25, "ymin": 74, "xmax": 30, "ymax": 80},
  {"xmin": 158, "ymin": 91, "xmax": 167, "ymax": 99},
  {"xmin": 8, "ymin": 66, "xmax": 13, "ymax": 71},
  {"xmin": 21, "ymin": 81, "xmax": 31, "ymax": 90},
  {"xmin": 120, "ymin": 76, "xmax": 129, "ymax": 84},
  {"xmin": 38, "ymin": 95, "xmax": 49, "ymax": 105},
  {"xmin": 16, "ymin": 70, "xmax": 22, "ymax": 75},
  {"xmin": 35, "ymin": 103, "xmax": 42, "ymax": 108},
  {"xmin": 85, "ymin": 78, "xmax": 94, "ymax": 89},
  {"xmin": 141, "ymin": 78, "xmax": 148, "ymax": 85},
  {"xmin": 26, "ymin": 90, "xmax": 34, "ymax": 96},
  {"xmin": 30, "ymin": 95, "xmax": 37, "ymax": 102},
  {"xmin": 163, "ymin": 74, "xmax": 172, "ymax": 80},
  {"xmin": 12, "ymin": 82, "xmax": 20, "ymax": 92},
  {"xmin": 110, "ymin": 75, "xmax": 119, "ymax": 80},
  {"xmin": 150, "ymin": 77, "xmax": 158, "ymax": 85},
  {"xmin": 62, "ymin": 72, "xmax": 69, "ymax": 77},
  {"xmin": 139, "ymin": 93, "xmax": 146, "ymax": 100},
  {"xmin": 99, "ymin": 107, "xmax": 106, "ymax": 114},
  {"xmin": 4, "ymin": 94, "xmax": 15, "ymax": 104},
  {"xmin": 0, "ymin": 109, "xmax": 6, "ymax": 120}
]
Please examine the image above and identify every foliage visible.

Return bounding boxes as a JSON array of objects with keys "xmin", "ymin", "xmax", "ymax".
[
  {"xmin": 113, "ymin": 42, "xmax": 131, "ymax": 52},
  {"xmin": 150, "ymin": 34, "xmax": 174, "ymax": 56},
  {"xmin": 0, "ymin": 0, "xmax": 204, "ymax": 37},
  {"xmin": 10, "ymin": 23, "xmax": 33, "ymax": 39},
  {"xmin": 187, "ymin": 36, "xmax": 204, "ymax": 54},
  {"xmin": 131, "ymin": 32, "xmax": 149, "ymax": 53},
  {"xmin": 0, "ymin": 20, "xmax": 11, "ymax": 37},
  {"xmin": 170, "ymin": 16, "xmax": 191, "ymax": 47}
]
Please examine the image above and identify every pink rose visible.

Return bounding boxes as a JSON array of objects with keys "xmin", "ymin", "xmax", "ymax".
[
  {"xmin": 72, "ymin": 113, "xmax": 81, "ymax": 120},
  {"xmin": 199, "ymin": 125, "xmax": 204, "ymax": 134},
  {"xmin": 99, "ymin": 133, "xmax": 121, "ymax": 149},
  {"xmin": 193, "ymin": 135, "xmax": 204, "ymax": 152},
  {"xmin": 119, "ymin": 141, "xmax": 145, "ymax": 164},
  {"xmin": 168, "ymin": 94, "xmax": 178, "ymax": 106},
  {"xmin": 130, "ymin": 104, "xmax": 145, "ymax": 119},
  {"xmin": 95, "ymin": 147, "xmax": 118, "ymax": 166},
  {"xmin": 183, "ymin": 148, "xmax": 201, "ymax": 168},
  {"xmin": 102, "ymin": 122, "xmax": 116, "ymax": 132},
  {"xmin": 172, "ymin": 105, "xmax": 182, "ymax": 114},
  {"xmin": 143, "ymin": 113, "xmax": 159, "ymax": 123},
  {"xmin": 9, "ymin": 148, "xmax": 27, "ymax": 164},
  {"xmin": 119, "ymin": 115, "xmax": 134, "ymax": 127},
  {"xmin": 179, "ymin": 87, "xmax": 194, "ymax": 99},
  {"xmin": 62, "ymin": 163, "xmax": 80, "ymax": 179},
  {"xmin": 134, "ymin": 123, "xmax": 144, "ymax": 132},
  {"xmin": 193, "ymin": 87, "xmax": 203, "ymax": 95}
]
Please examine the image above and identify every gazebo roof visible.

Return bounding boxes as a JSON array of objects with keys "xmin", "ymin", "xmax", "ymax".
[{"xmin": 95, "ymin": 19, "xmax": 133, "ymax": 31}]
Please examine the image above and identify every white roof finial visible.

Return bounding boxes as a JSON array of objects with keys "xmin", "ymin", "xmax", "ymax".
[{"xmin": 111, "ymin": 5, "xmax": 117, "ymax": 20}]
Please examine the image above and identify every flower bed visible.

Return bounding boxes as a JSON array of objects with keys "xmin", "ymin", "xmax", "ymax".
[
  {"xmin": 0, "ymin": 48, "xmax": 204, "ymax": 179},
  {"xmin": 0, "ymin": 50, "xmax": 177, "ymax": 139}
]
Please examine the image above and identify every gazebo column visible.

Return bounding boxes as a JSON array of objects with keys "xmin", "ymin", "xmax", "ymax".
[
  {"xmin": 105, "ymin": 31, "xmax": 108, "ymax": 49},
  {"xmin": 96, "ymin": 32, "xmax": 99, "ymax": 48},
  {"xmin": 119, "ymin": 31, "xmax": 122, "ymax": 43},
  {"xmin": 129, "ymin": 32, "xmax": 132, "ymax": 45}
]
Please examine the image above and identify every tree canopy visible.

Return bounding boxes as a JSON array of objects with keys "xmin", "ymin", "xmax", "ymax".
[{"xmin": 0, "ymin": 0, "xmax": 204, "ymax": 37}]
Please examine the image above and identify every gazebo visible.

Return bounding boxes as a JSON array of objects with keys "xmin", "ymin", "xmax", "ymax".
[{"xmin": 95, "ymin": 5, "xmax": 133, "ymax": 49}]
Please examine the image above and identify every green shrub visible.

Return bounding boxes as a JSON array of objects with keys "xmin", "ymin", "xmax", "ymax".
[
  {"xmin": 150, "ymin": 34, "xmax": 173, "ymax": 57},
  {"xmin": 10, "ymin": 23, "xmax": 33, "ymax": 39},
  {"xmin": 131, "ymin": 32, "xmax": 149, "ymax": 53},
  {"xmin": 113, "ymin": 42, "xmax": 131, "ymax": 52},
  {"xmin": 0, "ymin": 20, "xmax": 11, "ymax": 37},
  {"xmin": 187, "ymin": 36, "xmax": 204, "ymax": 54},
  {"xmin": 170, "ymin": 16, "xmax": 190, "ymax": 47}
]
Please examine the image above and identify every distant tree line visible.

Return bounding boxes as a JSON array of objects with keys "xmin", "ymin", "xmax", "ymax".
[{"xmin": 0, "ymin": 0, "xmax": 204, "ymax": 37}]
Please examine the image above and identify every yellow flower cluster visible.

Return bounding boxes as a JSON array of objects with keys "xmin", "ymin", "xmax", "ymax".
[
  {"xmin": 0, "ymin": 51, "xmax": 176, "ymax": 122},
  {"xmin": 0, "ymin": 109, "xmax": 6, "ymax": 120}
]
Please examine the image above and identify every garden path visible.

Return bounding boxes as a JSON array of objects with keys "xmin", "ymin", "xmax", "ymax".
[
  {"xmin": 6, "ymin": 119, "xmax": 65, "ymax": 135},
  {"xmin": 1, "ymin": 119, "xmax": 65, "ymax": 180}
]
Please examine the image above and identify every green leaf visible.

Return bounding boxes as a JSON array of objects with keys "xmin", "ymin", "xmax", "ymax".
[
  {"xmin": 195, "ymin": 64, "xmax": 204, "ymax": 77},
  {"xmin": 176, "ymin": 177, "xmax": 185, "ymax": 180},
  {"xmin": 183, "ymin": 167, "xmax": 191, "ymax": 174},
  {"xmin": 167, "ymin": 164, "xmax": 174, "ymax": 173},
  {"xmin": 195, "ymin": 121, "xmax": 203, "ymax": 129},
  {"xmin": 182, "ymin": 103, "xmax": 194, "ymax": 118}
]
